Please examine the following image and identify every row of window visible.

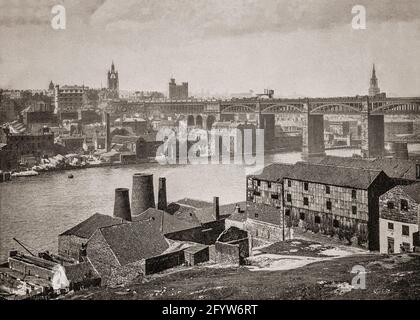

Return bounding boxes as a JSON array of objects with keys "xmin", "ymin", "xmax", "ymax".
[
  {"xmin": 387, "ymin": 222, "xmax": 410, "ymax": 236},
  {"xmin": 387, "ymin": 199, "xmax": 409, "ymax": 211},
  {"xmin": 286, "ymin": 210, "xmax": 342, "ymax": 227},
  {"xmin": 287, "ymin": 180, "xmax": 358, "ymax": 199},
  {"xmin": 286, "ymin": 194, "xmax": 358, "ymax": 214}
]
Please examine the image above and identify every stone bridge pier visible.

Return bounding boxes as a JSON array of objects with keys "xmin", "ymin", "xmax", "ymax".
[
  {"xmin": 361, "ymin": 101, "xmax": 384, "ymax": 158},
  {"xmin": 302, "ymin": 103, "xmax": 325, "ymax": 160}
]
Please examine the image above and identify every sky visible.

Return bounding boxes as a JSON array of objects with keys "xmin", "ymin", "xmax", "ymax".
[{"xmin": 0, "ymin": 0, "xmax": 420, "ymax": 97}]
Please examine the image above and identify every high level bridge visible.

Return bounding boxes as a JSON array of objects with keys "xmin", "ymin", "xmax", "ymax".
[{"xmin": 109, "ymin": 96, "xmax": 420, "ymax": 159}]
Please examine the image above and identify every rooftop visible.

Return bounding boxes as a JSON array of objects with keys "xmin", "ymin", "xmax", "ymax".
[
  {"xmin": 97, "ymin": 220, "xmax": 169, "ymax": 266},
  {"xmin": 248, "ymin": 163, "xmax": 294, "ymax": 182},
  {"xmin": 399, "ymin": 182, "xmax": 420, "ymax": 203},
  {"xmin": 287, "ymin": 162, "xmax": 383, "ymax": 190},
  {"xmin": 60, "ymin": 213, "xmax": 125, "ymax": 239},
  {"xmin": 316, "ymin": 156, "xmax": 420, "ymax": 181}
]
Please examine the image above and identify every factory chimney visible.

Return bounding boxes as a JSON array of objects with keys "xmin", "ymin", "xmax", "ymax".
[
  {"xmin": 213, "ymin": 196, "xmax": 220, "ymax": 221},
  {"xmin": 157, "ymin": 177, "xmax": 167, "ymax": 211},
  {"xmin": 131, "ymin": 173, "xmax": 155, "ymax": 216},
  {"xmin": 113, "ymin": 188, "xmax": 132, "ymax": 221},
  {"xmin": 105, "ymin": 112, "xmax": 111, "ymax": 152}
]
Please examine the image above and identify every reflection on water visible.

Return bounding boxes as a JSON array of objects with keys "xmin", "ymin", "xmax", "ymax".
[{"xmin": 0, "ymin": 149, "xmax": 360, "ymax": 261}]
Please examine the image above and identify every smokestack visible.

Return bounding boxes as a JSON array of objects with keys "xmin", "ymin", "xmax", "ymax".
[
  {"xmin": 105, "ymin": 112, "xmax": 111, "ymax": 152},
  {"xmin": 213, "ymin": 196, "xmax": 220, "ymax": 221},
  {"xmin": 157, "ymin": 177, "xmax": 167, "ymax": 211},
  {"xmin": 113, "ymin": 188, "xmax": 132, "ymax": 221},
  {"xmin": 131, "ymin": 173, "xmax": 155, "ymax": 215}
]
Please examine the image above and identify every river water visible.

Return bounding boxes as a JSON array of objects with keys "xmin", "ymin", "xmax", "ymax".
[{"xmin": 0, "ymin": 147, "xmax": 394, "ymax": 261}]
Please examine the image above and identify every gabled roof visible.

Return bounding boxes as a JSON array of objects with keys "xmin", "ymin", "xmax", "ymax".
[
  {"xmin": 97, "ymin": 220, "xmax": 169, "ymax": 266},
  {"xmin": 248, "ymin": 163, "xmax": 294, "ymax": 182},
  {"xmin": 60, "ymin": 213, "xmax": 125, "ymax": 239},
  {"xmin": 132, "ymin": 208, "xmax": 201, "ymax": 234},
  {"xmin": 316, "ymin": 156, "xmax": 420, "ymax": 181},
  {"xmin": 286, "ymin": 162, "xmax": 383, "ymax": 190},
  {"xmin": 399, "ymin": 183, "xmax": 420, "ymax": 203}
]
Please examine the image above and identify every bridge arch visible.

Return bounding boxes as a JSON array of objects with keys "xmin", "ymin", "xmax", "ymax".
[
  {"xmin": 261, "ymin": 104, "xmax": 304, "ymax": 114},
  {"xmin": 187, "ymin": 115, "xmax": 195, "ymax": 126},
  {"xmin": 206, "ymin": 115, "xmax": 216, "ymax": 130},
  {"xmin": 196, "ymin": 115, "xmax": 203, "ymax": 128},
  {"xmin": 310, "ymin": 103, "xmax": 362, "ymax": 114},
  {"xmin": 221, "ymin": 104, "xmax": 255, "ymax": 114},
  {"xmin": 371, "ymin": 102, "xmax": 420, "ymax": 114}
]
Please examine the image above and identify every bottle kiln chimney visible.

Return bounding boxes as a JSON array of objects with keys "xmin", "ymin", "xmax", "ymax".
[{"xmin": 131, "ymin": 173, "xmax": 155, "ymax": 216}]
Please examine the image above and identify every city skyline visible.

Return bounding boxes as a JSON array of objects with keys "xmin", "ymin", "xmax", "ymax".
[{"xmin": 1, "ymin": 0, "xmax": 420, "ymax": 97}]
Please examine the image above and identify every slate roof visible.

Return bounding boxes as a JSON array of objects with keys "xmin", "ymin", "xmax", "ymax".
[
  {"xmin": 316, "ymin": 156, "xmax": 420, "ymax": 181},
  {"xmin": 132, "ymin": 208, "xmax": 201, "ymax": 234},
  {"xmin": 286, "ymin": 162, "xmax": 383, "ymax": 190},
  {"xmin": 98, "ymin": 220, "xmax": 169, "ymax": 266},
  {"xmin": 399, "ymin": 183, "xmax": 420, "ymax": 203},
  {"xmin": 248, "ymin": 163, "xmax": 294, "ymax": 182},
  {"xmin": 59, "ymin": 213, "xmax": 125, "ymax": 239},
  {"xmin": 174, "ymin": 198, "xmax": 213, "ymax": 209}
]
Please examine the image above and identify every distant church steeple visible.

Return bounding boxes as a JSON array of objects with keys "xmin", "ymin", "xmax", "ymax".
[
  {"xmin": 107, "ymin": 61, "xmax": 119, "ymax": 98},
  {"xmin": 368, "ymin": 64, "xmax": 380, "ymax": 97}
]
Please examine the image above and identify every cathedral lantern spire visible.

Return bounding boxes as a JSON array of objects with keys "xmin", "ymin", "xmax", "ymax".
[
  {"xmin": 107, "ymin": 61, "xmax": 119, "ymax": 99},
  {"xmin": 368, "ymin": 63, "xmax": 380, "ymax": 97}
]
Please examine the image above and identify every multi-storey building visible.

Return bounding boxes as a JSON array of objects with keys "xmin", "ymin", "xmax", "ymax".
[
  {"xmin": 379, "ymin": 183, "xmax": 420, "ymax": 254},
  {"xmin": 54, "ymin": 85, "xmax": 87, "ymax": 120},
  {"xmin": 169, "ymin": 78, "xmax": 188, "ymax": 100},
  {"xmin": 246, "ymin": 161, "xmax": 396, "ymax": 250}
]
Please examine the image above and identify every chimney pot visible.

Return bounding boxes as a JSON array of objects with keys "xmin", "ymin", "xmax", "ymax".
[
  {"xmin": 213, "ymin": 196, "xmax": 220, "ymax": 221},
  {"xmin": 157, "ymin": 177, "xmax": 167, "ymax": 211}
]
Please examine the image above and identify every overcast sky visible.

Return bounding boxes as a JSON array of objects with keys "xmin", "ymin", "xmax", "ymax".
[{"xmin": 0, "ymin": 0, "xmax": 420, "ymax": 97}]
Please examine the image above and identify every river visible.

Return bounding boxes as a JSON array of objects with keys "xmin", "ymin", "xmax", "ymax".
[{"xmin": 0, "ymin": 147, "xmax": 390, "ymax": 261}]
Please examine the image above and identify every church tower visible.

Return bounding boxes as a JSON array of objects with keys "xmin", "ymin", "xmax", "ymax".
[
  {"xmin": 107, "ymin": 61, "xmax": 119, "ymax": 98},
  {"xmin": 368, "ymin": 64, "xmax": 380, "ymax": 97}
]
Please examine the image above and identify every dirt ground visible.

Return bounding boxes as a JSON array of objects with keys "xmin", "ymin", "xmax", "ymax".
[{"xmin": 62, "ymin": 236, "xmax": 420, "ymax": 300}]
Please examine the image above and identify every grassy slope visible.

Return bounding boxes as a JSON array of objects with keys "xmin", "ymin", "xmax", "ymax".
[{"xmin": 65, "ymin": 253, "xmax": 420, "ymax": 300}]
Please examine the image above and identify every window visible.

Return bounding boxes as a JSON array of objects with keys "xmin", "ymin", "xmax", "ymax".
[
  {"xmin": 400, "ymin": 199, "xmax": 409, "ymax": 211},
  {"xmin": 288, "ymin": 180, "xmax": 291, "ymax": 187},
  {"xmin": 326, "ymin": 200, "xmax": 332, "ymax": 210},
  {"xmin": 254, "ymin": 213, "xmax": 259, "ymax": 218},
  {"xmin": 416, "ymin": 164, "xmax": 420, "ymax": 179},
  {"xmin": 285, "ymin": 209, "xmax": 291, "ymax": 217},
  {"xmin": 304, "ymin": 182, "xmax": 309, "ymax": 191},
  {"xmin": 267, "ymin": 181, "xmax": 271, "ymax": 188},
  {"xmin": 326, "ymin": 185, "xmax": 330, "ymax": 194},
  {"xmin": 402, "ymin": 225, "xmax": 410, "ymax": 236},
  {"xmin": 287, "ymin": 194, "xmax": 292, "ymax": 202},
  {"xmin": 351, "ymin": 190, "xmax": 357, "ymax": 199},
  {"xmin": 388, "ymin": 222, "xmax": 394, "ymax": 230},
  {"xmin": 299, "ymin": 212, "xmax": 305, "ymax": 220},
  {"xmin": 314, "ymin": 216, "xmax": 321, "ymax": 224},
  {"xmin": 352, "ymin": 206, "xmax": 357, "ymax": 215},
  {"xmin": 257, "ymin": 180, "xmax": 261, "ymax": 187},
  {"xmin": 271, "ymin": 193, "xmax": 278, "ymax": 200},
  {"xmin": 333, "ymin": 219, "xmax": 339, "ymax": 228},
  {"xmin": 303, "ymin": 197, "xmax": 309, "ymax": 206},
  {"xmin": 254, "ymin": 191, "xmax": 261, "ymax": 196},
  {"xmin": 387, "ymin": 201, "xmax": 395, "ymax": 209}
]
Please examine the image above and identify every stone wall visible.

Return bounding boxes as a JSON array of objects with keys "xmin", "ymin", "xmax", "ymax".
[
  {"xmin": 144, "ymin": 250, "xmax": 185, "ymax": 275},
  {"xmin": 379, "ymin": 186, "xmax": 418, "ymax": 224}
]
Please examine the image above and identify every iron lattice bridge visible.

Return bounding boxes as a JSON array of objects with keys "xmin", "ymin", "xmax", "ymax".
[{"xmin": 109, "ymin": 97, "xmax": 420, "ymax": 116}]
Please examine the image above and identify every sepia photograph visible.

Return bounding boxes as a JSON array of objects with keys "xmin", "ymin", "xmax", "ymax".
[{"xmin": 0, "ymin": 0, "xmax": 419, "ymax": 309}]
